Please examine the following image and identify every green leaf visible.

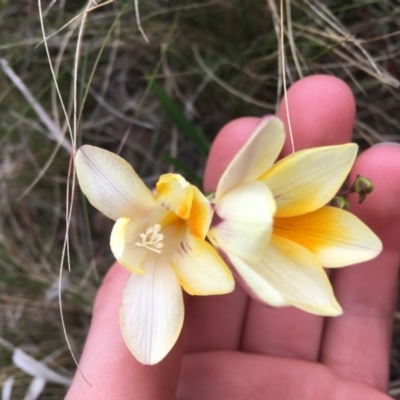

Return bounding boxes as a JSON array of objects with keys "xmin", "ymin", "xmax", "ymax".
[{"xmin": 149, "ymin": 79, "xmax": 210, "ymax": 156}]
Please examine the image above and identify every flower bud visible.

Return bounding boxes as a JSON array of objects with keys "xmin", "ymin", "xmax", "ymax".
[
  {"xmin": 351, "ymin": 175, "xmax": 374, "ymax": 204},
  {"xmin": 330, "ymin": 195, "xmax": 350, "ymax": 210}
]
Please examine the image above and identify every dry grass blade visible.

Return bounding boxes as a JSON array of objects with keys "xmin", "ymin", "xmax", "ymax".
[
  {"xmin": 0, "ymin": 59, "xmax": 71, "ymax": 153},
  {"xmin": 2, "ymin": 377, "xmax": 14, "ymax": 400},
  {"xmin": 12, "ymin": 349, "xmax": 71, "ymax": 386}
]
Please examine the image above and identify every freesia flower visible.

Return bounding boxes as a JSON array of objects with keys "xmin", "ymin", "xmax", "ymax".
[
  {"xmin": 75, "ymin": 146, "xmax": 234, "ymax": 365},
  {"xmin": 207, "ymin": 116, "xmax": 382, "ymax": 316}
]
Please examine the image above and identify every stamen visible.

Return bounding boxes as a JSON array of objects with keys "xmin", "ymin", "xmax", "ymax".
[{"xmin": 135, "ymin": 224, "xmax": 164, "ymax": 253}]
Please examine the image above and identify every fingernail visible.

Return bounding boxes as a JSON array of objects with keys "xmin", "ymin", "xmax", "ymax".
[
  {"xmin": 372, "ymin": 141, "xmax": 400, "ymax": 148},
  {"xmin": 259, "ymin": 114, "xmax": 274, "ymax": 122},
  {"xmin": 257, "ymin": 115, "xmax": 276, "ymax": 128}
]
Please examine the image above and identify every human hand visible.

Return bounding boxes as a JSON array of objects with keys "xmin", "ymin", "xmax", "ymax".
[{"xmin": 65, "ymin": 75, "xmax": 400, "ymax": 400}]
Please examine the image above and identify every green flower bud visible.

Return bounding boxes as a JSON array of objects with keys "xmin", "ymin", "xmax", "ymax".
[
  {"xmin": 330, "ymin": 195, "xmax": 350, "ymax": 210},
  {"xmin": 351, "ymin": 175, "xmax": 374, "ymax": 204}
]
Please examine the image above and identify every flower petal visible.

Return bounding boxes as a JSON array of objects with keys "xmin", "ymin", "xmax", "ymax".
[
  {"xmin": 120, "ymin": 255, "xmax": 184, "ymax": 365},
  {"xmin": 221, "ymin": 251, "xmax": 287, "ymax": 307},
  {"xmin": 110, "ymin": 217, "xmax": 150, "ymax": 274},
  {"xmin": 156, "ymin": 173, "xmax": 193, "ymax": 219},
  {"xmin": 208, "ymin": 182, "xmax": 276, "ymax": 263},
  {"xmin": 257, "ymin": 235, "xmax": 342, "ymax": 316},
  {"xmin": 273, "ymin": 206, "xmax": 382, "ymax": 267},
  {"xmin": 216, "ymin": 116, "xmax": 285, "ymax": 198},
  {"xmin": 75, "ymin": 145, "xmax": 156, "ymax": 220},
  {"xmin": 172, "ymin": 231, "xmax": 234, "ymax": 295},
  {"xmin": 186, "ymin": 186, "xmax": 213, "ymax": 239},
  {"xmin": 260, "ymin": 143, "xmax": 358, "ymax": 217}
]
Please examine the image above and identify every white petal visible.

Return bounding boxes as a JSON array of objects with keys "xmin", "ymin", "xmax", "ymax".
[
  {"xmin": 259, "ymin": 235, "xmax": 342, "ymax": 316},
  {"xmin": 75, "ymin": 145, "xmax": 156, "ymax": 220},
  {"xmin": 273, "ymin": 206, "xmax": 382, "ymax": 267},
  {"xmin": 223, "ymin": 251, "xmax": 287, "ymax": 307},
  {"xmin": 209, "ymin": 182, "xmax": 276, "ymax": 263},
  {"xmin": 172, "ymin": 231, "xmax": 234, "ymax": 295},
  {"xmin": 260, "ymin": 143, "xmax": 358, "ymax": 217},
  {"xmin": 120, "ymin": 254, "xmax": 184, "ymax": 365},
  {"xmin": 216, "ymin": 116, "xmax": 285, "ymax": 198}
]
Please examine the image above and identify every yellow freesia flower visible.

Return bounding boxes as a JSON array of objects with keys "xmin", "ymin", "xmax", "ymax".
[
  {"xmin": 75, "ymin": 146, "xmax": 234, "ymax": 365},
  {"xmin": 207, "ymin": 116, "xmax": 382, "ymax": 316}
]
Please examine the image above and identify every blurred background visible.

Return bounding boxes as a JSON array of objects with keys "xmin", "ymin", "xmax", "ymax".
[{"xmin": 1, "ymin": 1, "xmax": 400, "ymax": 398}]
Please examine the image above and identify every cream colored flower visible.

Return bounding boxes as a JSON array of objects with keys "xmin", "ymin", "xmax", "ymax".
[
  {"xmin": 207, "ymin": 116, "xmax": 382, "ymax": 316},
  {"xmin": 75, "ymin": 146, "xmax": 234, "ymax": 365}
]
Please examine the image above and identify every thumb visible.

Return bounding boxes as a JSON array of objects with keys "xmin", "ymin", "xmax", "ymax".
[{"xmin": 65, "ymin": 262, "xmax": 182, "ymax": 400}]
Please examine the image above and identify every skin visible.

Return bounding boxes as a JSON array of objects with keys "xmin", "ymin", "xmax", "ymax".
[{"xmin": 65, "ymin": 75, "xmax": 400, "ymax": 400}]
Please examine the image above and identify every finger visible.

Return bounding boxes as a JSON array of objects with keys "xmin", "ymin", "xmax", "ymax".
[
  {"xmin": 204, "ymin": 117, "xmax": 260, "ymax": 192},
  {"xmin": 178, "ymin": 351, "xmax": 391, "ymax": 400},
  {"xmin": 65, "ymin": 263, "xmax": 181, "ymax": 400},
  {"xmin": 321, "ymin": 143, "xmax": 400, "ymax": 391},
  {"xmin": 183, "ymin": 117, "xmax": 260, "ymax": 352},
  {"xmin": 241, "ymin": 75, "xmax": 356, "ymax": 361},
  {"xmin": 279, "ymin": 75, "xmax": 356, "ymax": 153}
]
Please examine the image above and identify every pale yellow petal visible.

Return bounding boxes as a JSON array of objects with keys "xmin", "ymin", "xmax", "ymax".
[
  {"xmin": 216, "ymin": 117, "xmax": 285, "ymax": 198},
  {"xmin": 273, "ymin": 206, "xmax": 382, "ymax": 268},
  {"xmin": 120, "ymin": 255, "xmax": 184, "ymax": 365},
  {"xmin": 222, "ymin": 251, "xmax": 287, "ymax": 307},
  {"xmin": 258, "ymin": 235, "xmax": 342, "ymax": 316},
  {"xmin": 186, "ymin": 186, "xmax": 213, "ymax": 239},
  {"xmin": 110, "ymin": 217, "xmax": 153, "ymax": 274},
  {"xmin": 75, "ymin": 145, "xmax": 156, "ymax": 220},
  {"xmin": 208, "ymin": 182, "xmax": 276, "ymax": 263},
  {"xmin": 110, "ymin": 217, "xmax": 130, "ymax": 259},
  {"xmin": 156, "ymin": 173, "xmax": 193, "ymax": 219},
  {"xmin": 172, "ymin": 231, "xmax": 234, "ymax": 295},
  {"xmin": 260, "ymin": 143, "xmax": 358, "ymax": 217}
]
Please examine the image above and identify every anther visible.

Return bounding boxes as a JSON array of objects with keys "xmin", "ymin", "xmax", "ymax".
[{"xmin": 135, "ymin": 224, "xmax": 164, "ymax": 253}]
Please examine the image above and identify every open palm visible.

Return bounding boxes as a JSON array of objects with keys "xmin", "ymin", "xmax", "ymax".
[{"xmin": 66, "ymin": 76, "xmax": 400, "ymax": 400}]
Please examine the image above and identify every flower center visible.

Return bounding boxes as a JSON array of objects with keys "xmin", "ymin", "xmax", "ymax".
[{"xmin": 135, "ymin": 224, "xmax": 164, "ymax": 253}]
